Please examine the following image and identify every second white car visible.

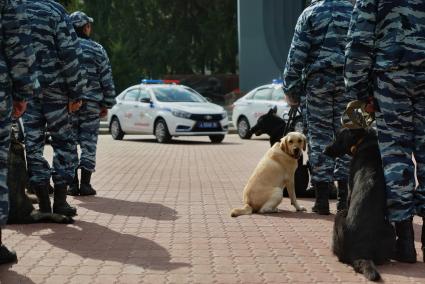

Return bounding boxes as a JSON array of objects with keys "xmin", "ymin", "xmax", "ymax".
[{"xmin": 232, "ymin": 80, "xmax": 291, "ymax": 139}]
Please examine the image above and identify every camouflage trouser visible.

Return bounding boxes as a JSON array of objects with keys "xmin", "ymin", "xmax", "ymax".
[
  {"xmin": 305, "ymin": 69, "xmax": 352, "ymax": 184},
  {"xmin": 23, "ymin": 94, "xmax": 78, "ymax": 188},
  {"xmin": 72, "ymin": 101, "xmax": 101, "ymax": 172},
  {"xmin": 374, "ymin": 69, "xmax": 425, "ymax": 222},
  {"xmin": 0, "ymin": 93, "xmax": 11, "ymax": 226}
]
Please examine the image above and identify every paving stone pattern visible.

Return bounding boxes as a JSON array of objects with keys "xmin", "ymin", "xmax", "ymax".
[{"xmin": 1, "ymin": 135, "xmax": 425, "ymax": 283}]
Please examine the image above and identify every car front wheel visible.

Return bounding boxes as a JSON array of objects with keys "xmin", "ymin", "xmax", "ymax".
[
  {"xmin": 237, "ymin": 117, "xmax": 252, "ymax": 139},
  {"xmin": 154, "ymin": 119, "xmax": 172, "ymax": 143},
  {"xmin": 209, "ymin": 134, "xmax": 225, "ymax": 143},
  {"xmin": 110, "ymin": 117, "xmax": 125, "ymax": 140}
]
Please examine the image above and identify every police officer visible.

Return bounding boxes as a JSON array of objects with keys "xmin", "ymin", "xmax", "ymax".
[
  {"xmin": 283, "ymin": 0, "xmax": 354, "ymax": 215},
  {"xmin": 345, "ymin": 0, "xmax": 425, "ymax": 263},
  {"xmin": 22, "ymin": 0, "xmax": 86, "ymax": 217},
  {"xmin": 67, "ymin": 11, "xmax": 116, "ymax": 196},
  {"xmin": 0, "ymin": 0, "xmax": 35, "ymax": 264}
]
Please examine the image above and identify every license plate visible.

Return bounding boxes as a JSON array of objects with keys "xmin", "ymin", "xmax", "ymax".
[{"xmin": 198, "ymin": 122, "xmax": 218, "ymax": 128}]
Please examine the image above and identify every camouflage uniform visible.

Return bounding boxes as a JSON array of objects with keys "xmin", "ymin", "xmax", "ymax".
[
  {"xmin": 0, "ymin": 0, "xmax": 35, "ymax": 226},
  {"xmin": 22, "ymin": 0, "xmax": 85, "ymax": 189},
  {"xmin": 345, "ymin": 0, "xmax": 425, "ymax": 223},
  {"xmin": 70, "ymin": 11, "xmax": 116, "ymax": 173},
  {"xmin": 283, "ymin": 0, "xmax": 354, "ymax": 185}
]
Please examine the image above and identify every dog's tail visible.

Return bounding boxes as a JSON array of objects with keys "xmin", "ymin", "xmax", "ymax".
[
  {"xmin": 352, "ymin": 259, "xmax": 380, "ymax": 282},
  {"xmin": 230, "ymin": 204, "xmax": 253, "ymax": 217}
]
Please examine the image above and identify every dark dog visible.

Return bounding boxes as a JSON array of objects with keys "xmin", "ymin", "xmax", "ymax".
[
  {"xmin": 6, "ymin": 133, "xmax": 73, "ymax": 224},
  {"xmin": 249, "ymin": 107, "xmax": 312, "ymax": 198},
  {"xmin": 324, "ymin": 128, "xmax": 395, "ymax": 282},
  {"xmin": 249, "ymin": 107, "xmax": 286, "ymax": 147}
]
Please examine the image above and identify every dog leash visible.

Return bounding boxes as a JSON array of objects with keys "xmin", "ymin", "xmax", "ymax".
[{"xmin": 341, "ymin": 100, "xmax": 375, "ymax": 129}]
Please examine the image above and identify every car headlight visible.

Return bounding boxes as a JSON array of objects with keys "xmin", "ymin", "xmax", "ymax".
[
  {"xmin": 222, "ymin": 112, "xmax": 228, "ymax": 119},
  {"xmin": 172, "ymin": 109, "xmax": 192, "ymax": 119}
]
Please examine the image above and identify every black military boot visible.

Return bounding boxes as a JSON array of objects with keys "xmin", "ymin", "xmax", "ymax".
[
  {"xmin": 34, "ymin": 183, "xmax": 52, "ymax": 213},
  {"xmin": 421, "ymin": 217, "xmax": 425, "ymax": 262},
  {"xmin": 67, "ymin": 169, "xmax": 80, "ymax": 196},
  {"xmin": 394, "ymin": 218, "xmax": 417, "ymax": 263},
  {"xmin": 336, "ymin": 180, "xmax": 348, "ymax": 212},
  {"xmin": 311, "ymin": 182, "xmax": 330, "ymax": 215},
  {"xmin": 53, "ymin": 184, "xmax": 77, "ymax": 217},
  {"xmin": 0, "ymin": 244, "xmax": 18, "ymax": 265},
  {"xmin": 0, "ymin": 230, "xmax": 17, "ymax": 265},
  {"xmin": 79, "ymin": 168, "xmax": 97, "ymax": 196}
]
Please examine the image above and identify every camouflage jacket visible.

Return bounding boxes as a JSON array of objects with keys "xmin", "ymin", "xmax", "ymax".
[
  {"xmin": 283, "ymin": 0, "xmax": 354, "ymax": 96},
  {"xmin": 24, "ymin": 0, "xmax": 86, "ymax": 101},
  {"xmin": 0, "ymin": 0, "xmax": 35, "ymax": 101},
  {"xmin": 345, "ymin": 0, "xmax": 425, "ymax": 101},
  {"xmin": 79, "ymin": 37, "xmax": 116, "ymax": 108}
]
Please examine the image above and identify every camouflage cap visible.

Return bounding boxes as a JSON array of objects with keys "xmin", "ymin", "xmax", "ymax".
[{"xmin": 69, "ymin": 11, "xmax": 94, "ymax": 28}]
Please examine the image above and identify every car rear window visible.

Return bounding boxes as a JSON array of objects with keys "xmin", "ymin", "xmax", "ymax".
[
  {"xmin": 153, "ymin": 86, "xmax": 207, "ymax": 103},
  {"xmin": 271, "ymin": 87, "xmax": 284, "ymax": 101},
  {"xmin": 252, "ymin": 88, "xmax": 272, "ymax": 101}
]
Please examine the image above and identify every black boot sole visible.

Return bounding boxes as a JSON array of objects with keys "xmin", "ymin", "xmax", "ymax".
[
  {"xmin": 0, "ymin": 255, "xmax": 18, "ymax": 265},
  {"xmin": 53, "ymin": 208, "xmax": 77, "ymax": 217},
  {"xmin": 79, "ymin": 190, "xmax": 96, "ymax": 196}
]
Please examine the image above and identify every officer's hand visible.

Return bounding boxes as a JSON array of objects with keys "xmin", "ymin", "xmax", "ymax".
[
  {"xmin": 285, "ymin": 94, "xmax": 299, "ymax": 107},
  {"xmin": 100, "ymin": 107, "xmax": 108, "ymax": 118},
  {"xmin": 12, "ymin": 100, "xmax": 27, "ymax": 118},
  {"xmin": 364, "ymin": 97, "xmax": 376, "ymax": 113},
  {"xmin": 68, "ymin": 100, "xmax": 82, "ymax": 113}
]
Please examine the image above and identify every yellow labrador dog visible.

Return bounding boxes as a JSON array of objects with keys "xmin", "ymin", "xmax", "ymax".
[{"xmin": 231, "ymin": 132, "xmax": 307, "ymax": 217}]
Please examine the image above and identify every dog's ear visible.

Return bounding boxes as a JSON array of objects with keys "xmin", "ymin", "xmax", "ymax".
[
  {"xmin": 268, "ymin": 106, "xmax": 277, "ymax": 115},
  {"xmin": 280, "ymin": 136, "xmax": 288, "ymax": 154},
  {"xmin": 301, "ymin": 134, "xmax": 307, "ymax": 151}
]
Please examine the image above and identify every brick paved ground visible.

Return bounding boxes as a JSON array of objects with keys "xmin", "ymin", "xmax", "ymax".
[{"xmin": 1, "ymin": 134, "xmax": 425, "ymax": 283}]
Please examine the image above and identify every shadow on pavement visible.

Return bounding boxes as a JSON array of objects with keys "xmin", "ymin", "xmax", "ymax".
[
  {"xmin": 75, "ymin": 196, "xmax": 178, "ymax": 221},
  {"xmin": 10, "ymin": 220, "xmax": 190, "ymax": 271},
  {"xmin": 123, "ymin": 138, "xmax": 241, "ymax": 145},
  {"xmin": 262, "ymin": 210, "xmax": 335, "ymax": 222},
  {"xmin": 0, "ymin": 265, "xmax": 35, "ymax": 283},
  {"xmin": 377, "ymin": 261, "xmax": 425, "ymax": 279}
]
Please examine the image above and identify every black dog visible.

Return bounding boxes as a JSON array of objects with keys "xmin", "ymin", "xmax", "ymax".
[
  {"xmin": 249, "ymin": 107, "xmax": 312, "ymax": 198},
  {"xmin": 249, "ymin": 107, "xmax": 286, "ymax": 147},
  {"xmin": 324, "ymin": 128, "xmax": 395, "ymax": 282},
  {"xmin": 6, "ymin": 133, "xmax": 73, "ymax": 224}
]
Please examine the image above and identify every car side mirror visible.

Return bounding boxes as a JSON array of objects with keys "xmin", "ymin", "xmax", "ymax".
[{"xmin": 140, "ymin": 97, "xmax": 151, "ymax": 103}]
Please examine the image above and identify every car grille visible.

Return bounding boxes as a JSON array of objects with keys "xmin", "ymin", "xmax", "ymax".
[{"xmin": 189, "ymin": 114, "xmax": 223, "ymax": 121}]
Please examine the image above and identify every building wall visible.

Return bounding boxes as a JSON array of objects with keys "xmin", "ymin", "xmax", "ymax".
[{"xmin": 238, "ymin": 0, "xmax": 305, "ymax": 92}]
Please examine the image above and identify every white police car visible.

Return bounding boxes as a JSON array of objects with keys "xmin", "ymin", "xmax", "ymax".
[
  {"xmin": 108, "ymin": 80, "xmax": 228, "ymax": 143},
  {"xmin": 232, "ymin": 80, "xmax": 291, "ymax": 139}
]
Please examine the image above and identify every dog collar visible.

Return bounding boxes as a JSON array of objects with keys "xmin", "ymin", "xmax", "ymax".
[{"xmin": 350, "ymin": 137, "xmax": 365, "ymax": 155}]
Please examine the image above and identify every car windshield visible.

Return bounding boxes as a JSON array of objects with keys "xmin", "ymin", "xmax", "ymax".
[{"xmin": 153, "ymin": 86, "xmax": 207, "ymax": 102}]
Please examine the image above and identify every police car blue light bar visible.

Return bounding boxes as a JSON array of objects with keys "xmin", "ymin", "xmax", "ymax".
[
  {"xmin": 141, "ymin": 79, "xmax": 180, "ymax": 84},
  {"xmin": 272, "ymin": 79, "xmax": 284, "ymax": 84}
]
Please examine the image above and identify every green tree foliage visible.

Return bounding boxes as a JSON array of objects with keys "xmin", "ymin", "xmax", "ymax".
[{"xmin": 58, "ymin": 0, "xmax": 238, "ymax": 92}]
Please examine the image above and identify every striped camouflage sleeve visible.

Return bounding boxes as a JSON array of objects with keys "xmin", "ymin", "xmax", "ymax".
[
  {"xmin": 344, "ymin": 0, "xmax": 377, "ymax": 102},
  {"xmin": 99, "ymin": 47, "xmax": 116, "ymax": 108},
  {"xmin": 56, "ymin": 13, "xmax": 86, "ymax": 101},
  {"xmin": 3, "ymin": 0, "xmax": 35, "ymax": 101},
  {"xmin": 283, "ymin": 10, "xmax": 312, "ymax": 99}
]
